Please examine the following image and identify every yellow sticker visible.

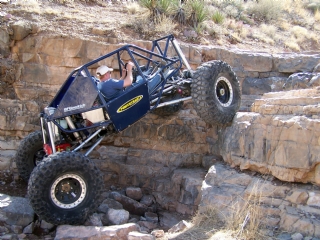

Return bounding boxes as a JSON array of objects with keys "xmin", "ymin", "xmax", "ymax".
[{"xmin": 117, "ymin": 95, "xmax": 143, "ymax": 113}]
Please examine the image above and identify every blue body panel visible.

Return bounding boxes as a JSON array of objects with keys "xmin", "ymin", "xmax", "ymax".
[{"xmin": 106, "ymin": 82, "xmax": 150, "ymax": 131}]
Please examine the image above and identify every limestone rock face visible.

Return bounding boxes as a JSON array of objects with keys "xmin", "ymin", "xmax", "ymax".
[
  {"xmin": 200, "ymin": 163, "xmax": 320, "ymax": 238},
  {"xmin": 219, "ymin": 88, "xmax": 320, "ymax": 185},
  {"xmin": 273, "ymin": 53, "xmax": 320, "ymax": 73}
]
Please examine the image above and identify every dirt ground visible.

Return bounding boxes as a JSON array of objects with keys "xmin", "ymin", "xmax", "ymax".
[
  {"xmin": 2, "ymin": 0, "xmax": 319, "ymax": 54},
  {"xmin": 0, "ymin": 171, "xmax": 27, "ymax": 197}
]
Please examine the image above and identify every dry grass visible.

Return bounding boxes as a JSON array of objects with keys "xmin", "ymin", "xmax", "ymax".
[
  {"xmin": 126, "ymin": 2, "xmax": 142, "ymax": 15},
  {"xmin": 158, "ymin": 207, "xmax": 227, "ymax": 240},
  {"xmin": 43, "ymin": 7, "xmax": 61, "ymax": 15},
  {"xmin": 279, "ymin": 21, "xmax": 291, "ymax": 31},
  {"xmin": 154, "ymin": 14, "xmax": 178, "ymax": 35},
  {"xmin": 284, "ymin": 38, "xmax": 301, "ymax": 51},
  {"xmin": 291, "ymin": 25, "xmax": 309, "ymax": 39},
  {"xmin": 13, "ymin": 0, "xmax": 41, "ymax": 13},
  {"xmin": 260, "ymin": 24, "xmax": 277, "ymax": 38},
  {"xmin": 158, "ymin": 180, "xmax": 265, "ymax": 240},
  {"xmin": 246, "ymin": 0, "xmax": 285, "ymax": 21},
  {"xmin": 315, "ymin": 10, "xmax": 320, "ymax": 21},
  {"xmin": 239, "ymin": 27, "xmax": 250, "ymax": 39},
  {"xmin": 225, "ymin": 182, "xmax": 263, "ymax": 240}
]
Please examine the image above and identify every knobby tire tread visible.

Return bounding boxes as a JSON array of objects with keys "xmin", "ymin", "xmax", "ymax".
[
  {"xmin": 28, "ymin": 151, "xmax": 104, "ymax": 225},
  {"xmin": 191, "ymin": 60, "xmax": 241, "ymax": 126}
]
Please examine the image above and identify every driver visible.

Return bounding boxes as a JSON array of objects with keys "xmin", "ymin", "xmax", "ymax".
[{"xmin": 96, "ymin": 61, "xmax": 134, "ymax": 100}]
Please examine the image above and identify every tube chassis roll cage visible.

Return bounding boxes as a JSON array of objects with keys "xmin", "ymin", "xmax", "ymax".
[{"xmin": 40, "ymin": 34, "xmax": 192, "ymax": 156}]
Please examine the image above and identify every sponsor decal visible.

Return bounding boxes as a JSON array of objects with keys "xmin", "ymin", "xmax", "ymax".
[
  {"xmin": 117, "ymin": 95, "xmax": 143, "ymax": 113},
  {"xmin": 64, "ymin": 104, "xmax": 86, "ymax": 112}
]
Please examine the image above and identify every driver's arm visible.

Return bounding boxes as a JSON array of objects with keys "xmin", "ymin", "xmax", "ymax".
[
  {"xmin": 123, "ymin": 61, "xmax": 134, "ymax": 87},
  {"xmin": 119, "ymin": 68, "xmax": 126, "ymax": 80}
]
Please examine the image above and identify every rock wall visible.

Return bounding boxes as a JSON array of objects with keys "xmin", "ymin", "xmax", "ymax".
[
  {"xmin": 1, "ymin": 34, "xmax": 319, "ymax": 166},
  {"xmin": 220, "ymin": 88, "xmax": 320, "ymax": 185}
]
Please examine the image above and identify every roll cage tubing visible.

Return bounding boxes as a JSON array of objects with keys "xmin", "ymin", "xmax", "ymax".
[{"xmin": 44, "ymin": 34, "xmax": 187, "ymax": 134}]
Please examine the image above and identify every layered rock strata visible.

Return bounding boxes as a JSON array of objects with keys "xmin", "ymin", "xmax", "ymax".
[{"xmin": 220, "ymin": 88, "xmax": 320, "ymax": 185}]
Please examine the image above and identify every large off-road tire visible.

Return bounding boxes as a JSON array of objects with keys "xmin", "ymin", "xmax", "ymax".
[
  {"xmin": 191, "ymin": 60, "xmax": 241, "ymax": 126},
  {"xmin": 15, "ymin": 131, "xmax": 45, "ymax": 182},
  {"xmin": 152, "ymin": 94, "xmax": 183, "ymax": 116},
  {"xmin": 28, "ymin": 151, "xmax": 104, "ymax": 225}
]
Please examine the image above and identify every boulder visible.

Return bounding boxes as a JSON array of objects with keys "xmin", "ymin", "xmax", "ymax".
[
  {"xmin": 140, "ymin": 195, "xmax": 155, "ymax": 207},
  {"xmin": 126, "ymin": 187, "xmax": 143, "ymax": 201},
  {"xmin": 106, "ymin": 208, "xmax": 130, "ymax": 225},
  {"xmin": 110, "ymin": 191, "xmax": 153, "ymax": 216},
  {"xmin": 128, "ymin": 231, "xmax": 155, "ymax": 240},
  {"xmin": 283, "ymin": 72, "xmax": 320, "ymax": 90},
  {"xmin": 54, "ymin": 223, "xmax": 140, "ymax": 240},
  {"xmin": 11, "ymin": 21, "xmax": 32, "ymax": 41},
  {"xmin": 98, "ymin": 198, "xmax": 123, "ymax": 213},
  {"xmin": 84, "ymin": 213, "xmax": 103, "ymax": 226},
  {"xmin": 0, "ymin": 194, "xmax": 34, "ymax": 227}
]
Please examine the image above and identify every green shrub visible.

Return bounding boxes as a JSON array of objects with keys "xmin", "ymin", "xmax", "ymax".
[
  {"xmin": 186, "ymin": 0, "xmax": 209, "ymax": 27},
  {"xmin": 305, "ymin": 0, "xmax": 320, "ymax": 13},
  {"xmin": 139, "ymin": 0, "xmax": 157, "ymax": 11},
  {"xmin": 212, "ymin": 11, "xmax": 225, "ymax": 24},
  {"xmin": 139, "ymin": 0, "xmax": 179, "ymax": 20}
]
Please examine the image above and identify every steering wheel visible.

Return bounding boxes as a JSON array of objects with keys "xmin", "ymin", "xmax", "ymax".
[{"xmin": 123, "ymin": 62, "xmax": 137, "ymax": 83}]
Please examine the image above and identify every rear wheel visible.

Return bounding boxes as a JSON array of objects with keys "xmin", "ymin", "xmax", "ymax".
[
  {"xmin": 15, "ymin": 131, "xmax": 45, "ymax": 182},
  {"xmin": 28, "ymin": 152, "xmax": 104, "ymax": 225},
  {"xmin": 191, "ymin": 60, "xmax": 241, "ymax": 126}
]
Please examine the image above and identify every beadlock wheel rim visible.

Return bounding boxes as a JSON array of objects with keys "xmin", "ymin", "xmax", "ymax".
[
  {"xmin": 51, "ymin": 173, "xmax": 87, "ymax": 209},
  {"xmin": 215, "ymin": 76, "xmax": 233, "ymax": 107}
]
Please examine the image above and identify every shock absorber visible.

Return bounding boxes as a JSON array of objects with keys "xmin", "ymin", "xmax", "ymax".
[{"xmin": 65, "ymin": 116, "xmax": 82, "ymax": 143}]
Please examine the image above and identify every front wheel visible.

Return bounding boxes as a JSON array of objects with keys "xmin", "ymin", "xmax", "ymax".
[
  {"xmin": 191, "ymin": 60, "xmax": 241, "ymax": 126},
  {"xmin": 28, "ymin": 152, "xmax": 104, "ymax": 225}
]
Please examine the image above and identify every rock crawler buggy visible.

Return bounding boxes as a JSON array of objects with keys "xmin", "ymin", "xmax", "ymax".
[{"xmin": 15, "ymin": 35, "xmax": 241, "ymax": 225}]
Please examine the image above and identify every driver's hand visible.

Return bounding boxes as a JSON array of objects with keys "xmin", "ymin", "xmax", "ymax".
[{"xmin": 126, "ymin": 61, "xmax": 134, "ymax": 71}]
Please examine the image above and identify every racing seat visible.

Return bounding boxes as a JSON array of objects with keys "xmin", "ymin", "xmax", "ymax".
[
  {"xmin": 135, "ymin": 65, "xmax": 163, "ymax": 94},
  {"xmin": 147, "ymin": 73, "xmax": 161, "ymax": 93}
]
